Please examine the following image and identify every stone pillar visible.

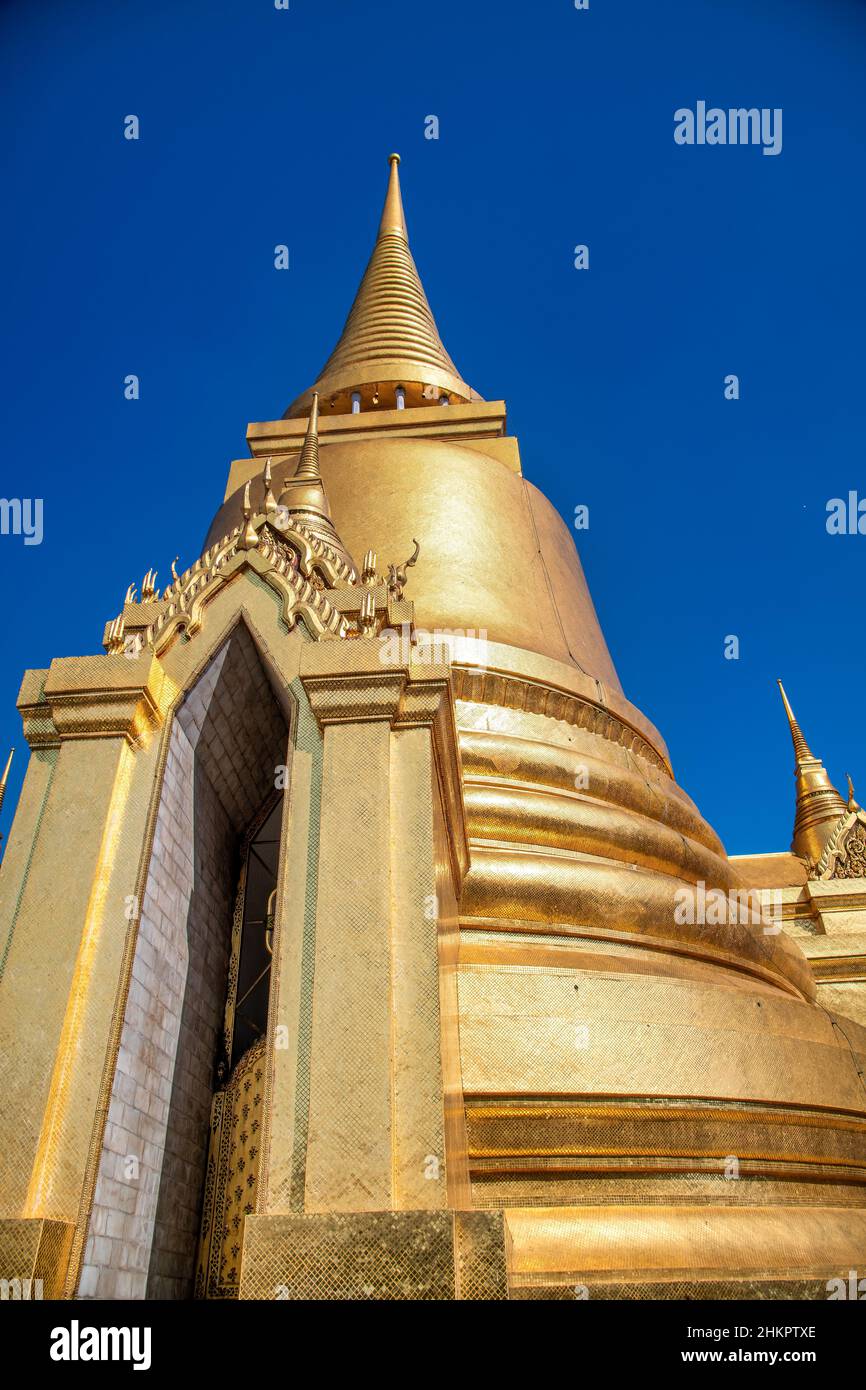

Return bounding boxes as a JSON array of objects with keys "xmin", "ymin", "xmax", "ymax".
[{"xmin": 241, "ymin": 642, "xmax": 507, "ymax": 1298}]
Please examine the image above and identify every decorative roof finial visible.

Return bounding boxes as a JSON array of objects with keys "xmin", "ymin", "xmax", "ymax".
[
  {"xmin": 777, "ymin": 679, "xmax": 847, "ymax": 865},
  {"xmin": 361, "ymin": 549, "xmax": 378, "ymax": 585},
  {"xmin": 847, "ymin": 774, "xmax": 861, "ymax": 813},
  {"xmin": 387, "ymin": 539, "xmax": 420, "ymax": 601},
  {"xmin": 262, "ymin": 458, "xmax": 277, "ymax": 515},
  {"xmin": 358, "ymin": 588, "xmax": 377, "ymax": 637},
  {"xmin": 240, "ymin": 481, "xmax": 259, "ymax": 549}
]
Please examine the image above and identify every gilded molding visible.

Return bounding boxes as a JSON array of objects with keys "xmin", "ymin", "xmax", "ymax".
[
  {"xmin": 246, "ymin": 399, "xmax": 509, "ymax": 457},
  {"xmin": 301, "ymin": 670, "xmax": 409, "ymax": 725},
  {"xmin": 452, "ymin": 665, "xmax": 671, "ymax": 776},
  {"xmin": 16, "ymin": 674, "xmax": 59, "ymax": 750},
  {"xmin": 465, "ymin": 1095, "xmax": 866, "ymax": 1185},
  {"xmin": 16, "ymin": 653, "xmax": 171, "ymax": 747}
]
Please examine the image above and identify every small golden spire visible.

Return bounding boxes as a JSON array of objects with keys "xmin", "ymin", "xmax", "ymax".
[
  {"xmin": 0, "ymin": 748, "xmax": 14, "ymax": 817},
  {"xmin": 274, "ymin": 396, "xmax": 356, "ymax": 574},
  {"xmin": 278, "ymin": 394, "xmax": 333, "ymax": 525},
  {"xmin": 294, "ymin": 394, "xmax": 321, "ymax": 482},
  {"xmin": 777, "ymin": 679, "xmax": 847, "ymax": 865}
]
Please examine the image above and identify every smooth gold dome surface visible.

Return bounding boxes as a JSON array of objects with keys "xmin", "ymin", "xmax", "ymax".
[{"xmin": 209, "ymin": 436, "xmax": 624, "ymax": 694}]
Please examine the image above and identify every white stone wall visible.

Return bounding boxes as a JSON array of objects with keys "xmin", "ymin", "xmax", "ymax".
[
  {"xmin": 80, "ymin": 720, "xmax": 198, "ymax": 1300},
  {"xmin": 146, "ymin": 758, "xmax": 236, "ymax": 1298}
]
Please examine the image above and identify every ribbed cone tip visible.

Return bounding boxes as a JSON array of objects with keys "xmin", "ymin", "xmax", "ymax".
[
  {"xmin": 777, "ymin": 680, "xmax": 815, "ymax": 766},
  {"xmin": 294, "ymin": 393, "xmax": 321, "ymax": 481}
]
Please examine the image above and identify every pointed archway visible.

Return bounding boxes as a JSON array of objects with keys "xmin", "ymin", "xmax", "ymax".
[{"xmin": 82, "ymin": 620, "xmax": 292, "ymax": 1300}]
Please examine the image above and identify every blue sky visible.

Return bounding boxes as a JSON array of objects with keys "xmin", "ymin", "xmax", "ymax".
[{"xmin": 1, "ymin": 0, "xmax": 864, "ymax": 856}]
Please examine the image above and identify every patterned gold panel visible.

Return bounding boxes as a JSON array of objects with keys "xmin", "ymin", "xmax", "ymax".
[
  {"xmin": 238, "ymin": 1210, "xmax": 508, "ymax": 1300},
  {"xmin": 195, "ymin": 1038, "xmax": 265, "ymax": 1300},
  {"xmin": 453, "ymin": 1211, "xmax": 510, "ymax": 1300},
  {"xmin": 472, "ymin": 1175, "xmax": 866, "ymax": 1211},
  {"xmin": 511, "ymin": 1277, "xmax": 837, "ymax": 1300},
  {"xmin": 0, "ymin": 1218, "xmax": 73, "ymax": 1299}
]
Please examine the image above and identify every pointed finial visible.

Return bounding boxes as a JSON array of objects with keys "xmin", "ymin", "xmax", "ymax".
[
  {"xmin": 379, "ymin": 153, "xmax": 408, "ymax": 239},
  {"xmin": 361, "ymin": 549, "xmax": 378, "ymax": 585},
  {"xmin": 777, "ymin": 678, "xmax": 847, "ymax": 864},
  {"xmin": 240, "ymin": 481, "xmax": 259, "ymax": 549},
  {"xmin": 359, "ymin": 588, "xmax": 377, "ymax": 637},
  {"xmin": 104, "ymin": 614, "xmax": 125, "ymax": 655},
  {"xmin": 293, "ymin": 393, "xmax": 321, "ymax": 482},
  {"xmin": 847, "ymin": 774, "xmax": 861, "ymax": 813},
  {"xmin": 262, "ymin": 457, "xmax": 277, "ymax": 515}
]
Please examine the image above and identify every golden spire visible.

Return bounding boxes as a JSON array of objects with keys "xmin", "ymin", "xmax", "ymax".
[
  {"xmin": 294, "ymin": 391, "xmax": 321, "ymax": 482},
  {"xmin": 285, "ymin": 154, "xmax": 479, "ymax": 417},
  {"xmin": 777, "ymin": 680, "xmax": 846, "ymax": 865},
  {"xmin": 0, "ymin": 748, "xmax": 13, "ymax": 817},
  {"xmin": 278, "ymin": 393, "xmax": 330, "ymax": 520},
  {"xmin": 277, "ymin": 394, "xmax": 355, "ymax": 573}
]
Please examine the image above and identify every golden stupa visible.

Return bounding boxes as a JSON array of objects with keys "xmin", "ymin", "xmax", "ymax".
[{"xmin": 0, "ymin": 156, "xmax": 864, "ymax": 1301}]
